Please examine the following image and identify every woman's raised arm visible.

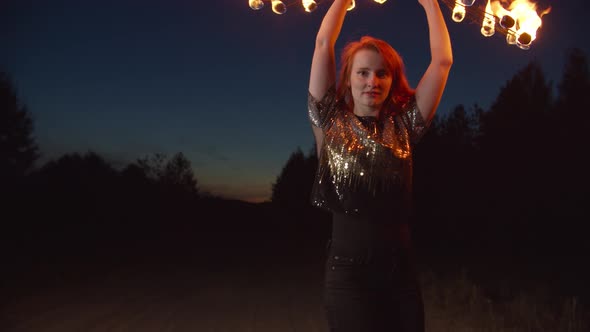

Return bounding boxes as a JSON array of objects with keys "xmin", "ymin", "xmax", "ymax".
[
  {"xmin": 308, "ymin": 0, "xmax": 350, "ymax": 100},
  {"xmin": 414, "ymin": 0, "xmax": 453, "ymax": 122},
  {"xmin": 308, "ymin": 0, "xmax": 350, "ymax": 153}
]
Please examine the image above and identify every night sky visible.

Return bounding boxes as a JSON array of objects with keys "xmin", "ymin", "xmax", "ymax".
[{"xmin": 2, "ymin": 0, "xmax": 587, "ymax": 202}]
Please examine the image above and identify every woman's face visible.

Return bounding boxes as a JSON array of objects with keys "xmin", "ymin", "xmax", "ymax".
[{"xmin": 348, "ymin": 49, "xmax": 392, "ymax": 113}]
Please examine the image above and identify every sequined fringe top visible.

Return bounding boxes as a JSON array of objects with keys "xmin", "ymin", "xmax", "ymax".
[{"xmin": 308, "ymin": 86, "xmax": 430, "ymax": 218}]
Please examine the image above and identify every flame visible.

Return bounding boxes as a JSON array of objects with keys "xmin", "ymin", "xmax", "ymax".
[
  {"xmin": 490, "ymin": 1, "xmax": 514, "ymax": 28},
  {"xmin": 490, "ymin": 0, "xmax": 552, "ymax": 49},
  {"xmin": 509, "ymin": 0, "xmax": 551, "ymax": 48},
  {"xmin": 247, "ymin": 0, "xmax": 551, "ymax": 50}
]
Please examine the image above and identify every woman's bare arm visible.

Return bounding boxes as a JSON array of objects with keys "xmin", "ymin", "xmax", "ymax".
[
  {"xmin": 308, "ymin": 0, "xmax": 350, "ymax": 153},
  {"xmin": 414, "ymin": 0, "xmax": 453, "ymax": 122}
]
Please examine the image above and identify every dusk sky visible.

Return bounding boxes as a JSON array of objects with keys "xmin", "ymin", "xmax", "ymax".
[{"xmin": 2, "ymin": 0, "xmax": 588, "ymax": 202}]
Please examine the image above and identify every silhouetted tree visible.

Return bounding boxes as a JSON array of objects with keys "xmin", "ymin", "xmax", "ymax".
[
  {"xmin": 37, "ymin": 150, "xmax": 117, "ymax": 182},
  {"xmin": 555, "ymin": 48, "xmax": 590, "ymax": 121},
  {"xmin": 477, "ymin": 61, "xmax": 553, "ymax": 216},
  {"xmin": 136, "ymin": 152, "xmax": 199, "ymax": 196},
  {"xmin": 439, "ymin": 104, "xmax": 482, "ymax": 149},
  {"xmin": 5, "ymin": 149, "xmax": 126, "ymax": 265},
  {"xmin": 136, "ymin": 153, "xmax": 167, "ymax": 182},
  {"xmin": 554, "ymin": 48, "xmax": 590, "ymax": 171},
  {"xmin": 120, "ymin": 163, "xmax": 150, "ymax": 185},
  {"xmin": 161, "ymin": 152, "xmax": 199, "ymax": 196},
  {"xmin": 0, "ymin": 71, "xmax": 38, "ymax": 184},
  {"xmin": 467, "ymin": 60, "xmax": 560, "ymax": 260},
  {"xmin": 413, "ymin": 105, "xmax": 484, "ymax": 252},
  {"xmin": 33, "ymin": 151, "xmax": 119, "ymax": 220},
  {"xmin": 549, "ymin": 48, "xmax": 590, "ymax": 242},
  {"xmin": 479, "ymin": 60, "xmax": 552, "ymax": 147},
  {"xmin": 271, "ymin": 147, "xmax": 317, "ymax": 211}
]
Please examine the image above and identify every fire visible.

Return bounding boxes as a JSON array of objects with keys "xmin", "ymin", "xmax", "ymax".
[
  {"xmin": 249, "ymin": 0, "xmax": 551, "ymax": 50},
  {"xmin": 504, "ymin": 0, "xmax": 552, "ymax": 49},
  {"xmin": 452, "ymin": 0, "xmax": 551, "ymax": 50}
]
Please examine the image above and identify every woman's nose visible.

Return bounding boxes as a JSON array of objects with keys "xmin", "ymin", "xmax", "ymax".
[{"xmin": 367, "ymin": 74, "xmax": 379, "ymax": 87}]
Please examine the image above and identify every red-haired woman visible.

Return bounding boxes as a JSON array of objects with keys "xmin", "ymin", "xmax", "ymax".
[{"xmin": 308, "ymin": 0, "xmax": 453, "ymax": 331}]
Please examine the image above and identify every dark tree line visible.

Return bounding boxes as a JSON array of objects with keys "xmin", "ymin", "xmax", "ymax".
[
  {"xmin": 2, "ymin": 49, "xmax": 589, "ymax": 290},
  {"xmin": 0, "ymin": 72, "xmax": 204, "ymax": 290},
  {"xmin": 1, "ymin": 70, "xmax": 203, "ymax": 258}
]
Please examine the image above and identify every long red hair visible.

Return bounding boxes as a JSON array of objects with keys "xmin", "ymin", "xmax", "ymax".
[{"xmin": 336, "ymin": 36, "xmax": 414, "ymax": 115}]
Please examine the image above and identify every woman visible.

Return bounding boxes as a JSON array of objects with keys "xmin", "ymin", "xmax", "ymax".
[{"xmin": 307, "ymin": 0, "xmax": 453, "ymax": 331}]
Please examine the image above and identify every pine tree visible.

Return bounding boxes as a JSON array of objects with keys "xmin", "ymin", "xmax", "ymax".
[{"xmin": 0, "ymin": 70, "xmax": 39, "ymax": 185}]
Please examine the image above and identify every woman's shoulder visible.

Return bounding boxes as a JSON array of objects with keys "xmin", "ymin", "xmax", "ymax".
[{"xmin": 308, "ymin": 85, "xmax": 345, "ymax": 129}]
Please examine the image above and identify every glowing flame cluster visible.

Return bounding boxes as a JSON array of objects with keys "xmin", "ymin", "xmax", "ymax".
[
  {"xmin": 249, "ymin": 0, "xmax": 550, "ymax": 50},
  {"xmin": 451, "ymin": 0, "xmax": 551, "ymax": 50},
  {"xmin": 248, "ymin": 0, "xmax": 388, "ymax": 15}
]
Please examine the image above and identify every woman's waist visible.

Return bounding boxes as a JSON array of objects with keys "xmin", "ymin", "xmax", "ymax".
[
  {"xmin": 326, "ymin": 237, "xmax": 409, "ymax": 266},
  {"xmin": 330, "ymin": 212, "xmax": 412, "ymax": 251}
]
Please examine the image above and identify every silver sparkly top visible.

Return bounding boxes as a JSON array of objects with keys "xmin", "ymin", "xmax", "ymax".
[{"xmin": 308, "ymin": 86, "xmax": 430, "ymax": 218}]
